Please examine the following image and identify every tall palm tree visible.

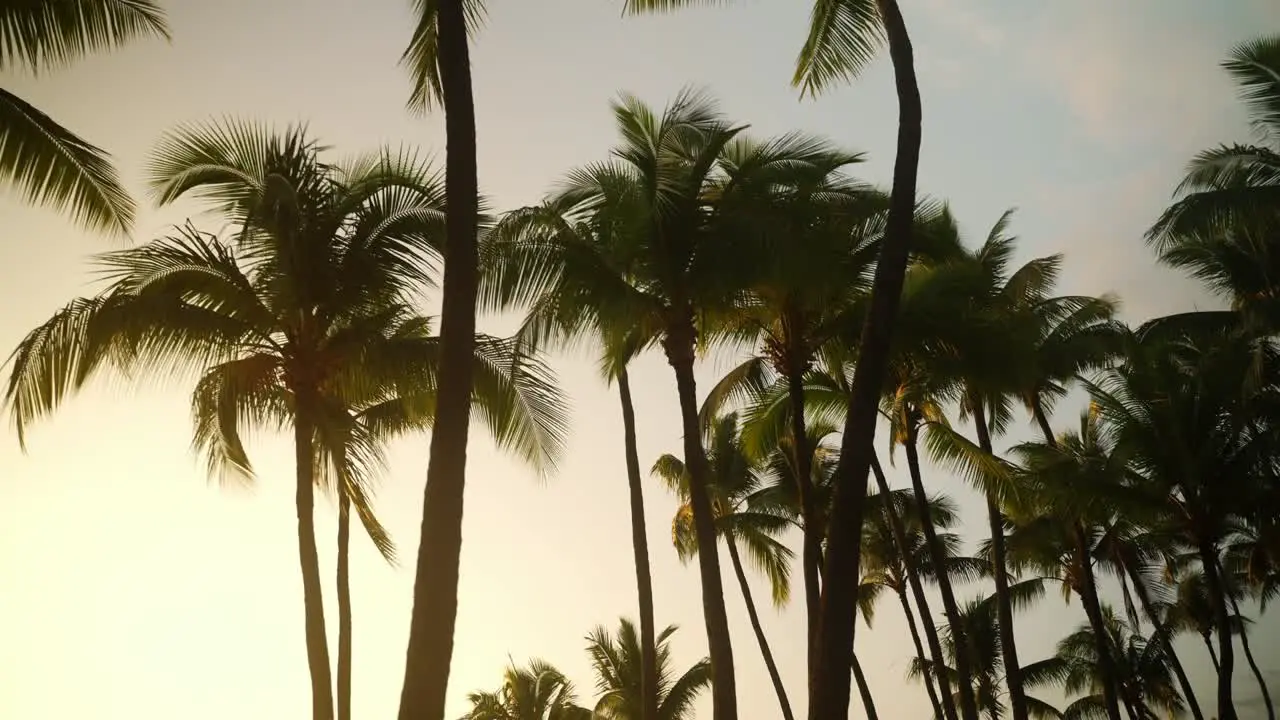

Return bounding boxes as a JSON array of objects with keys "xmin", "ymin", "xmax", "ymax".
[
  {"xmin": 396, "ymin": 0, "xmax": 489, "ymax": 714},
  {"xmin": 652, "ymin": 413, "xmax": 796, "ymax": 720},
  {"xmin": 460, "ymin": 660, "xmax": 593, "ymax": 720},
  {"xmin": 5, "ymin": 124, "xmax": 463, "ymax": 720},
  {"xmin": 1054, "ymin": 607, "xmax": 1185, "ymax": 720},
  {"xmin": 619, "ymin": 5, "xmax": 924, "ymax": 715},
  {"xmin": 326, "ymin": 326, "xmax": 568, "ymax": 720},
  {"xmin": 586, "ymin": 618, "xmax": 712, "ymax": 720},
  {"xmin": 0, "ymin": 0, "xmax": 168, "ymax": 235}
]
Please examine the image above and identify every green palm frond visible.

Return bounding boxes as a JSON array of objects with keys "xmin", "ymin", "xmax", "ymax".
[
  {"xmin": 921, "ymin": 421, "xmax": 1019, "ymax": 505},
  {"xmin": 728, "ymin": 528, "xmax": 793, "ymax": 606},
  {"xmin": 0, "ymin": 87, "xmax": 134, "ymax": 235},
  {"xmin": 401, "ymin": 0, "xmax": 488, "ymax": 113},
  {"xmin": 189, "ymin": 353, "xmax": 288, "ymax": 483},
  {"xmin": 1224, "ymin": 33, "xmax": 1280, "ymax": 138},
  {"xmin": 793, "ymin": 0, "xmax": 884, "ymax": 97},
  {"xmin": 145, "ymin": 117, "xmax": 288, "ymax": 212},
  {"xmin": 0, "ymin": 0, "xmax": 168, "ymax": 73}
]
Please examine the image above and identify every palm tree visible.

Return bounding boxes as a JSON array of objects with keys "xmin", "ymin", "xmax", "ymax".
[
  {"xmin": 1148, "ymin": 35, "xmax": 1280, "ymax": 333},
  {"xmin": 4, "ymin": 123, "xmax": 467, "ymax": 720},
  {"xmin": 858, "ymin": 487, "xmax": 985, "ymax": 720},
  {"xmin": 586, "ymin": 618, "xmax": 712, "ymax": 720},
  {"xmin": 652, "ymin": 413, "xmax": 796, "ymax": 720},
  {"xmin": 327, "ymin": 326, "xmax": 568, "ymax": 720},
  {"xmin": 0, "ymin": 0, "xmax": 167, "ymax": 235},
  {"xmin": 396, "ymin": 0, "xmax": 489, "ymax": 714},
  {"xmin": 1054, "ymin": 607, "xmax": 1185, "ymax": 720},
  {"xmin": 618, "ymin": 5, "xmax": 925, "ymax": 714},
  {"xmin": 460, "ymin": 660, "xmax": 593, "ymax": 720}
]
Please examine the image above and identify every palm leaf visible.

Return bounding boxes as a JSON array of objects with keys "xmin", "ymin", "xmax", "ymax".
[
  {"xmin": 0, "ymin": 0, "xmax": 168, "ymax": 72},
  {"xmin": 401, "ymin": 0, "xmax": 488, "ymax": 113},
  {"xmin": 793, "ymin": 0, "xmax": 884, "ymax": 97}
]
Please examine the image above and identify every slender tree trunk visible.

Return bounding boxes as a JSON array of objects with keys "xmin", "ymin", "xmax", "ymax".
[
  {"xmin": 851, "ymin": 652, "xmax": 879, "ymax": 720},
  {"xmin": 725, "ymin": 536, "xmax": 795, "ymax": 720},
  {"xmin": 905, "ymin": 427, "xmax": 981, "ymax": 720},
  {"xmin": 617, "ymin": 369, "xmax": 660, "ymax": 720},
  {"xmin": 1199, "ymin": 541, "xmax": 1237, "ymax": 720},
  {"xmin": 1205, "ymin": 634, "xmax": 1221, "ymax": 672},
  {"xmin": 1225, "ymin": 585, "xmax": 1274, "ymax": 720},
  {"xmin": 1123, "ymin": 561, "xmax": 1205, "ymax": 720},
  {"xmin": 869, "ymin": 453, "xmax": 955, "ymax": 720},
  {"xmin": 808, "ymin": 2, "xmax": 921, "ymax": 717},
  {"xmin": 969, "ymin": 398, "xmax": 1028, "ymax": 720},
  {"xmin": 396, "ymin": 0, "xmax": 480, "ymax": 715},
  {"xmin": 785, "ymin": 362, "xmax": 822, "ymax": 684},
  {"xmin": 1033, "ymin": 402, "xmax": 1122, "ymax": 720},
  {"xmin": 667, "ymin": 331, "xmax": 737, "ymax": 720},
  {"xmin": 897, "ymin": 588, "xmax": 947, "ymax": 720},
  {"xmin": 294, "ymin": 405, "xmax": 335, "ymax": 720},
  {"xmin": 337, "ymin": 494, "xmax": 352, "ymax": 720}
]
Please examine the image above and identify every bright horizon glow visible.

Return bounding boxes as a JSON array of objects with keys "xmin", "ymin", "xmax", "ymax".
[{"xmin": 1, "ymin": 1, "xmax": 1278, "ymax": 718}]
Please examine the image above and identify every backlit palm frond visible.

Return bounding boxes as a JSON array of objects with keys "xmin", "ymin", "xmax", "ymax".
[
  {"xmin": 658, "ymin": 656, "xmax": 711, "ymax": 720},
  {"xmin": 651, "ymin": 453, "xmax": 690, "ymax": 497},
  {"xmin": 698, "ymin": 356, "xmax": 773, "ymax": 433},
  {"xmin": 0, "ymin": 88, "xmax": 134, "ymax": 235},
  {"xmin": 0, "ymin": 0, "xmax": 168, "ymax": 73},
  {"xmin": 921, "ymin": 421, "xmax": 1019, "ymax": 505},
  {"xmin": 400, "ymin": 0, "xmax": 488, "ymax": 113},
  {"xmin": 469, "ymin": 334, "xmax": 569, "ymax": 477},
  {"xmin": 727, "ymin": 525, "xmax": 793, "ymax": 606},
  {"xmin": 793, "ymin": 0, "xmax": 884, "ymax": 97},
  {"xmin": 145, "ymin": 117, "xmax": 291, "ymax": 213},
  {"xmin": 188, "ymin": 353, "xmax": 288, "ymax": 484},
  {"xmin": 1224, "ymin": 34, "xmax": 1280, "ymax": 138},
  {"xmin": 311, "ymin": 406, "xmax": 397, "ymax": 563}
]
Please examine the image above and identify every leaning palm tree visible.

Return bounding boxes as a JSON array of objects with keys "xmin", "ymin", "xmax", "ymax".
[
  {"xmin": 586, "ymin": 618, "xmax": 712, "ymax": 720},
  {"xmin": 651, "ymin": 413, "xmax": 796, "ymax": 720},
  {"xmin": 396, "ymin": 0, "xmax": 490, "ymax": 714},
  {"xmin": 0, "ymin": 0, "xmax": 168, "ymax": 235},
  {"xmin": 3, "ymin": 124, "xmax": 492, "ymax": 720},
  {"xmin": 1055, "ymin": 607, "xmax": 1185, "ymax": 720},
  {"xmin": 460, "ymin": 660, "xmax": 593, "ymax": 720},
  {"xmin": 618, "ymin": 5, "xmax": 924, "ymax": 715}
]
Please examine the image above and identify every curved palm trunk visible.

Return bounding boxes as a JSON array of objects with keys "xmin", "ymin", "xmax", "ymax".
[
  {"xmin": 725, "ymin": 536, "xmax": 795, "ymax": 720},
  {"xmin": 1225, "ymin": 584, "xmax": 1274, "ymax": 720},
  {"xmin": 808, "ymin": 2, "xmax": 921, "ymax": 717},
  {"xmin": 1204, "ymin": 633, "xmax": 1220, "ymax": 672},
  {"xmin": 1032, "ymin": 403, "xmax": 1122, "ymax": 720},
  {"xmin": 869, "ymin": 453, "xmax": 955, "ymax": 720},
  {"xmin": 668, "ymin": 338, "xmax": 738, "ymax": 720},
  {"xmin": 850, "ymin": 651, "xmax": 879, "ymax": 720},
  {"xmin": 337, "ymin": 494, "xmax": 352, "ymax": 720},
  {"xmin": 397, "ymin": 1, "xmax": 480, "ymax": 715},
  {"xmin": 1122, "ymin": 559, "xmax": 1205, "ymax": 720},
  {"xmin": 617, "ymin": 369, "xmax": 660, "ymax": 720},
  {"xmin": 905, "ymin": 427, "xmax": 981, "ymax": 720},
  {"xmin": 295, "ymin": 406, "xmax": 336, "ymax": 720},
  {"xmin": 1199, "ymin": 541, "xmax": 1237, "ymax": 720},
  {"xmin": 969, "ymin": 398, "xmax": 1028, "ymax": 720},
  {"xmin": 785, "ymin": 362, "xmax": 822, "ymax": 682}
]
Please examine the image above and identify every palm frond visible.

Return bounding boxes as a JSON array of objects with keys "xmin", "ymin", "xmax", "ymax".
[
  {"xmin": 401, "ymin": 0, "xmax": 489, "ymax": 113},
  {"xmin": 793, "ymin": 0, "xmax": 884, "ymax": 97},
  {"xmin": 0, "ymin": 0, "xmax": 169, "ymax": 73}
]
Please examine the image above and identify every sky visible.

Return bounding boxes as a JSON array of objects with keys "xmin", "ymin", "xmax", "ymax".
[{"xmin": 2, "ymin": 1, "xmax": 1279, "ymax": 718}]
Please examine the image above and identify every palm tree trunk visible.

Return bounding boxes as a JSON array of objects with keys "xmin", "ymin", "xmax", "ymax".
[
  {"xmin": 1204, "ymin": 633, "xmax": 1220, "ymax": 672},
  {"xmin": 337, "ymin": 493, "xmax": 352, "ymax": 720},
  {"xmin": 851, "ymin": 652, "xmax": 879, "ymax": 720},
  {"xmin": 725, "ymin": 536, "xmax": 795, "ymax": 720},
  {"xmin": 969, "ymin": 398, "xmax": 1028, "ymax": 720},
  {"xmin": 1123, "ymin": 561, "xmax": 1205, "ymax": 720},
  {"xmin": 905, "ymin": 426, "xmax": 981, "ymax": 720},
  {"xmin": 667, "ymin": 332, "xmax": 738, "ymax": 720},
  {"xmin": 294, "ymin": 405, "xmax": 336, "ymax": 720},
  {"xmin": 1032, "ymin": 401, "xmax": 1122, "ymax": 720},
  {"xmin": 1199, "ymin": 541, "xmax": 1237, "ymax": 720},
  {"xmin": 617, "ymin": 369, "xmax": 660, "ymax": 720},
  {"xmin": 808, "ymin": 2, "xmax": 921, "ymax": 717},
  {"xmin": 397, "ymin": 0, "xmax": 480, "ymax": 716},
  {"xmin": 869, "ymin": 453, "xmax": 955, "ymax": 720},
  {"xmin": 1225, "ymin": 585, "xmax": 1274, "ymax": 720},
  {"xmin": 785, "ymin": 361, "xmax": 822, "ymax": 683}
]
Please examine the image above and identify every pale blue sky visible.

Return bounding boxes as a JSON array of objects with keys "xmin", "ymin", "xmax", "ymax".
[{"xmin": 1, "ymin": 1, "xmax": 1278, "ymax": 718}]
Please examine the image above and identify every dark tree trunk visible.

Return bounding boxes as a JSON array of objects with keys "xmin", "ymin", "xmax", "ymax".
[
  {"xmin": 807, "ymin": 2, "xmax": 921, "ymax": 717},
  {"xmin": 396, "ymin": 0, "xmax": 480, "ymax": 716},
  {"xmin": 851, "ymin": 652, "xmax": 879, "ymax": 720},
  {"xmin": 785, "ymin": 361, "xmax": 822, "ymax": 684},
  {"xmin": 618, "ymin": 369, "xmax": 660, "ymax": 720},
  {"xmin": 1124, "ymin": 560, "xmax": 1205, "ymax": 720},
  {"xmin": 1199, "ymin": 541, "xmax": 1237, "ymax": 720},
  {"xmin": 725, "ymin": 536, "xmax": 795, "ymax": 720},
  {"xmin": 1033, "ymin": 402, "xmax": 1122, "ymax": 720},
  {"xmin": 905, "ymin": 427, "xmax": 980, "ymax": 720},
  {"xmin": 337, "ymin": 493, "xmax": 352, "ymax": 720},
  {"xmin": 1205, "ymin": 634, "xmax": 1220, "ymax": 672},
  {"xmin": 1225, "ymin": 575, "xmax": 1272, "ymax": 719},
  {"xmin": 869, "ymin": 453, "xmax": 955, "ymax": 720},
  {"xmin": 294, "ymin": 404, "xmax": 335, "ymax": 720},
  {"xmin": 667, "ymin": 333, "xmax": 738, "ymax": 720},
  {"xmin": 969, "ymin": 397, "xmax": 1028, "ymax": 720}
]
